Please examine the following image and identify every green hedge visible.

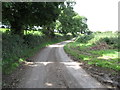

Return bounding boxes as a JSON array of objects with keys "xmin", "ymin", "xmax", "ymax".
[{"xmin": 2, "ymin": 33, "xmax": 72, "ymax": 74}]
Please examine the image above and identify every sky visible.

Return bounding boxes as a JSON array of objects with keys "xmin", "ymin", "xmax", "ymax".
[{"xmin": 73, "ymin": 0, "xmax": 119, "ymax": 32}]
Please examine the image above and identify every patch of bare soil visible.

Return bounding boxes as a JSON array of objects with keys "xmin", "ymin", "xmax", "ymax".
[
  {"xmin": 81, "ymin": 63, "xmax": 120, "ymax": 89},
  {"xmin": 2, "ymin": 63, "xmax": 27, "ymax": 88},
  {"xmin": 67, "ymin": 54, "xmax": 120, "ymax": 89},
  {"xmin": 89, "ymin": 42, "xmax": 110, "ymax": 50}
]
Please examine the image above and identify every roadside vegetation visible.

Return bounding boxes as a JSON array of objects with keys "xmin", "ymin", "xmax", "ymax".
[
  {"xmin": 64, "ymin": 31, "xmax": 119, "ymax": 71},
  {"xmin": 2, "ymin": 2, "xmax": 90, "ymax": 75},
  {"xmin": 1, "ymin": 28, "xmax": 72, "ymax": 74}
]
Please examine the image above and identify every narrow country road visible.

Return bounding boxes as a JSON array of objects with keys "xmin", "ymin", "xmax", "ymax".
[{"xmin": 17, "ymin": 40, "xmax": 105, "ymax": 88}]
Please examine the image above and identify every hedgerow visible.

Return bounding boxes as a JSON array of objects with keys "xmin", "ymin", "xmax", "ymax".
[{"xmin": 2, "ymin": 32, "xmax": 72, "ymax": 74}]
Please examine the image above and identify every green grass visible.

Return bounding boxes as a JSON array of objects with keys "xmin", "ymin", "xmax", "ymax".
[
  {"xmin": 0, "ymin": 28, "xmax": 10, "ymax": 32},
  {"xmin": 24, "ymin": 30, "xmax": 43, "ymax": 35},
  {"xmin": 0, "ymin": 28, "xmax": 43, "ymax": 35},
  {"xmin": 64, "ymin": 32, "xmax": 120, "ymax": 71}
]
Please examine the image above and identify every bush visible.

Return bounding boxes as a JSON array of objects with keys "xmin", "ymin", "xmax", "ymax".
[
  {"xmin": 98, "ymin": 37, "xmax": 119, "ymax": 49},
  {"xmin": 2, "ymin": 33, "xmax": 26, "ymax": 73},
  {"xmin": 76, "ymin": 34, "xmax": 94, "ymax": 43},
  {"xmin": 2, "ymin": 33, "xmax": 48, "ymax": 73},
  {"xmin": 2, "ymin": 33, "xmax": 25, "ymax": 59},
  {"xmin": 23, "ymin": 34, "xmax": 47, "ymax": 48},
  {"xmin": 64, "ymin": 35, "xmax": 73, "ymax": 40}
]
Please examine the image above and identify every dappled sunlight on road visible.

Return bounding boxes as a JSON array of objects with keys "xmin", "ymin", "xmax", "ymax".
[
  {"xmin": 24, "ymin": 61, "xmax": 54, "ymax": 67},
  {"xmin": 61, "ymin": 62, "xmax": 81, "ymax": 70},
  {"xmin": 45, "ymin": 82, "xmax": 53, "ymax": 87},
  {"xmin": 48, "ymin": 44, "xmax": 64, "ymax": 48},
  {"xmin": 64, "ymin": 40, "xmax": 73, "ymax": 43},
  {"xmin": 23, "ymin": 61, "xmax": 85, "ymax": 74},
  {"xmin": 48, "ymin": 40, "xmax": 72, "ymax": 48},
  {"xmin": 24, "ymin": 61, "xmax": 82, "ymax": 70}
]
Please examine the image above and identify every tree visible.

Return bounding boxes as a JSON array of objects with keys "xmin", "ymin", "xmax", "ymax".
[
  {"xmin": 79, "ymin": 16, "xmax": 89, "ymax": 34},
  {"xmin": 2, "ymin": 2, "xmax": 63, "ymax": 36},
  {"xmin": 42, "ymin": 22, "xmax": 56, "ymax": 38},
  {"xmin": 58, "ymin": 6, "xmax": 76, "ymax": 35},
  {"xmin": 57, "ymin": 3, "xmax": 88, "ymax": 36},
  {"xmin": 57, "ymin": 2, "xmax": 89, "ymax": 36}
]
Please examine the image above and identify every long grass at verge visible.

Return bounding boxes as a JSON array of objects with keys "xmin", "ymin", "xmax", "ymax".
[{"xmin": 64, "ymin": 32, "xmax": 120, "ymax": 71}]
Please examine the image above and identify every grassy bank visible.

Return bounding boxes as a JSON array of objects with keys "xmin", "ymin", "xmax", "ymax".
[
  {"xmin": 2, "ymin": 29, "xmax": 72, "ymax": 74},
  {"xmin": 64, "ymin": 31, "xmax": 120, "ymax": 71}
]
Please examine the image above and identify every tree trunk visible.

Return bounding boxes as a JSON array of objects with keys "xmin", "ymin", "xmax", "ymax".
[
  {"xmin": 10, "ymin": 21, "xmax": 24, "ymax": 36},
  {"xmin": 42, "ymin": 26, "xmax": 55, "ymax": 38},
  {"xmin": 50, "ymin": 30, "xmax": 55, "ymax": 38},
  {"xmin": 72, "ymin": 32, "xmax": 76, "ymax": 37}
]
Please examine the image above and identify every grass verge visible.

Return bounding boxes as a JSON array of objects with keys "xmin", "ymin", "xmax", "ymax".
[{"xmin": 64, "ymin": 32, "xmax": 120, "ymax": 71}]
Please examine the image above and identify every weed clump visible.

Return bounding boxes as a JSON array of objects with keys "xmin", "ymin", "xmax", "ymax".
[{"xmin": 98, "ymin": 37, "xmax": 119, "ymax": 49}]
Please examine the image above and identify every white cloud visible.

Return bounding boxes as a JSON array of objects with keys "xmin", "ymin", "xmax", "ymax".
[{"xmin": 73, "ymin": 0, "xmax": 119, "ymax": 31}]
